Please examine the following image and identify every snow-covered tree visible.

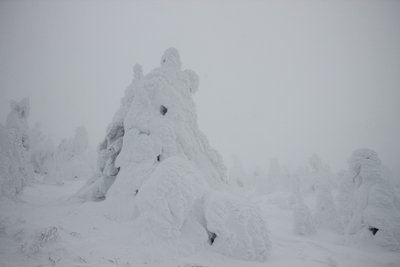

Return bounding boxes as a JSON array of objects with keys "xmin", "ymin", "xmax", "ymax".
[
  {"xmin": 290, "ymin": 170, "xmax": 316, "ymax": 235},
  {"xmin": 29, "ymin": 123, "xmax": 55, "ymax": 175},
  {"xmin": 336, "ymin": 169, "xmax": 355, "ymax": 229},
  {"xmin": 0, "ymin": 97, "xmax": 33, "ymax": 199},
  {"xmin": 345, "ymin": 148, "xmax": 400, "ymax": 251},
  {"xmin": 74, "ymin": 48, "xmax": 272, "ymax": 261},
  {"xmin": 314, "ymin": 183, "xmax": 343, "ymax": 233},
  {"xmin": 43, "ymin": 126, "xmax": 93, "ymax": 185},
  {"xmin": 308, "ymin": 154, "xmax": 337, "ymax": 191},
  {"xmin": 252, "ymin": 166, "xmax": 269, "ymax": 195},
  {"xmin": 266, "ymin": 158, "xmax": 290, "ymax": 192}
]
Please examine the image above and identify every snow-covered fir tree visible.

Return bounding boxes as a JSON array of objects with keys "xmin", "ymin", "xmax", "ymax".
[
  {"xmin": 0, "ymin": 97, "xmax": 33, "ymax": 199},
  {"xmin": 345, "ymin": 148, "xmax": 400, "ymax": 251},
  {"xmin": 314, "ymin": 183, "xmax": 343, "ymax": 233},
  {"xmin": 337, "ymin": 169, "xmax": 356, "ymax": 230},
  {"xmin": 267, "ymin": 158, "xmax": 290, "ymax": 192},
  {"xmin": 291, "ymin": 170, "xmax": 316, "ymax": 235},
  {"xmin": 29, "ymin": 123, "xmax": 55, "ymax": 175},
  {"xmin": 44, "ymin": 126, "xmax": 93, "ymax": 185}
]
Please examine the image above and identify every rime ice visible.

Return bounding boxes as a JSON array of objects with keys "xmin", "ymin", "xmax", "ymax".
[
  {"xmin": 345, "ymin": 148, "xmax": 400, "ymax": 251},
  {"xmin": 0, "ymin": 98, "xmax": 33, "ymax": 199},
  {"xmin": 75, "ymin": 48, "xmax": 272, "ymax": 261}
]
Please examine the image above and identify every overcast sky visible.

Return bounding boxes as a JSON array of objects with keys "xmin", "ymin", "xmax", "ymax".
[{"xmin": 1, "ymin": 0, "xmax": 399, "ymax": 178}]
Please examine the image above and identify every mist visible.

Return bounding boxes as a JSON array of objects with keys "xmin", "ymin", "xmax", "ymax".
[{"xmin": 1, "ymin": 0, "xmax": 399, "ymax": 177}]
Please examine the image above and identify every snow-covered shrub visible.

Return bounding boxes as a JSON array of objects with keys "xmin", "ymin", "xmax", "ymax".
[
  {"xmin": 0, "ymin": 97, "xmax": 33, "ymax": 199},
  {"xmin": 345, "ymin": 148, "xmax": 400, "ymax": 251},
  {"xmin": 75, "ymin": 48, "xmax": 272, "ymax": 261}
]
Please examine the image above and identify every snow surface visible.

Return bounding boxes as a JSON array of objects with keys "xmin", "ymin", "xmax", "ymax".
[{"xmin": 1, "ymin": 176, "xmax": 399, "ymax": 267}]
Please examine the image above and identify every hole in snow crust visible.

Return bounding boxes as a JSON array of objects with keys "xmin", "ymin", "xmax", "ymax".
[
  {"xmin": 160, "ymin": 105, "xmax": 168, "ymax": 116},
  {"xmin": 369, "ymin": 227, "xmax": 379, "ymax": 236},
  {"xmin": 210, "ymin": 232, "xmax": 217, "ymax": 245}
]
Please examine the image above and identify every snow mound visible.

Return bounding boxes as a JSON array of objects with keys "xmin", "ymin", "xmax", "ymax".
[
  {"xmin": 135, "ymin": 155, "xmax": 208, "ymax": 238},
  {"xmin": 204, "ymin": 191, "xmax": 271, "ymax": 261}
]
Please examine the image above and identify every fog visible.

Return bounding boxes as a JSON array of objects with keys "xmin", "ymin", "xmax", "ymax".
[{"xmin": 1, "ymin": 0, "xmax": 399, "ymax": 177}]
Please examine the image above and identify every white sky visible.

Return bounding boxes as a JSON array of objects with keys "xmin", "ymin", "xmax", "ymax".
[{"xmin": 1, "ymin": 0, "xmax": 399, "ymax": 177}]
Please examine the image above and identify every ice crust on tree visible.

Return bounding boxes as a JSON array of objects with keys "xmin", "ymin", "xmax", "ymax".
[
  {"xmin": 75, "ymin": 48, "xmax": 271, "ymax": 261},
  {"xmin": 0, "ymin": 97, "xmax": 33, "ymax": 199},
  {"xmin": 343, "ymin": 148, "xmax": 400, "ymax": 251}
]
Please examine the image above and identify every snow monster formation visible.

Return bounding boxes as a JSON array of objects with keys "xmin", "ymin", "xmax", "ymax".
[
  {"xmin": 0, "ymin": 97, "xmax": 33, "ymax": 199},
  {"xmin": 76, "ymin": 48, "xmax": 271, "ymax": 261},
  {"xmin": 344, "ymin": 148, "xmax": 400, "ymax": 251}
]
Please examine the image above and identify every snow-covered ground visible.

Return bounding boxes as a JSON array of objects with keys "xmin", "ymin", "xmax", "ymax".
[{"xmin": 1, "ymin": 176, "xmax": 399, "ymax": 267}]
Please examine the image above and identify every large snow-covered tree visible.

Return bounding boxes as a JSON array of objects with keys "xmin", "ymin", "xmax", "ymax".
[
  {"xmin": 345, "ymin": 148, "xmax": 400, "ymax": 251},
  {"xmin": 75, "ymin": 48, "xmax": 271, "ymax": 261},
  {"xmin": 0, "ymin": 97, "xmax": 33, "ymax": 199}
]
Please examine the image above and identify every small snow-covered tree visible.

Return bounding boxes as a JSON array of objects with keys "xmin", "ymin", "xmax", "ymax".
[
  {"xmin": 0, "ymin": 97, "xmax": 33, "ymax": 199},
  {"xmin": 314, "ymin": 182, "xmax": 343, "ymax": 233},
  {"xmin": 345, "ymin": 148, "xmax": 400, "ymax": 251},
  {"xmin": 308, "ymin": 154, "xmax": 336, "ymax": 192},
  {"xmin": 336, "ymin": 169, "xmax": 355, "ymax": 229},
  {"xmin": 43, "ymin": 126, "xmax": 93, "ymax": 185},
  {"xmin": 267, "ymin": 158, "xmax": 290, "ymax": 192},
  {"xmin": 30, "ymin": 123, "xmax": 55, "ymax": 175},
  {"xmin": 290, "ymin": 170, "xmax": 316, "ymax": 235}
]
